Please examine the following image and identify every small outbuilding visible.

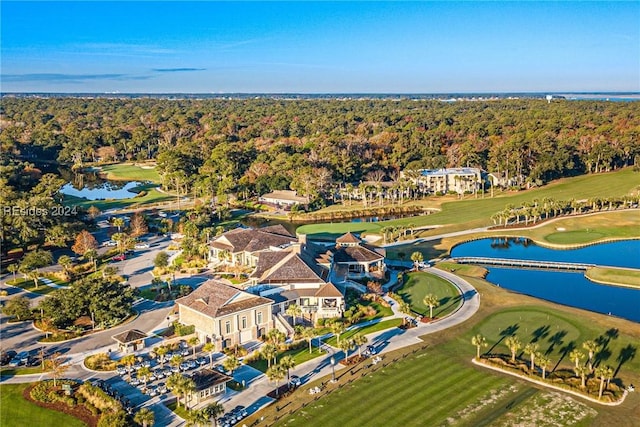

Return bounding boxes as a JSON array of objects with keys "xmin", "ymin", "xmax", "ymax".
[
  {"xmin": 111, "ymin": 329, "xmax": 148, "ymax": 354},
  {"xmin": 187, "ymin": 368, "xmax": 233, "ymax": 406}
]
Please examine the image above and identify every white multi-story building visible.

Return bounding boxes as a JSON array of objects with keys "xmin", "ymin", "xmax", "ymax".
[{"xmin": 403, "ymin": 167, "xmax": 482, "ymax": 195}]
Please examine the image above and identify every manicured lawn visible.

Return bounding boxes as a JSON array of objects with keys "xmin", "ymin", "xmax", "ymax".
[
  {"xmin": 99, "ymin": 163, "xmax": 161, "ymax": 183},
  {"xmin": 0, "ymin": 366, "xmax": 48, "ymax": 376},
  {"xmin": 166, "ymin": 400, "xmax": 190, "ymax": 420},
  {"xmin": 0, "ymin": 384, "xmax": 86, "ymax": 427},
  {"xmin": 7, "ymin": 278, "xmax": 56, "ymax": 295},
  {"xmin": 63, "ymin": 184, "xmax": 173, "ymax": 210},
  {"xmin": 272, "ymin": 350, "xmax": 519, "ymax": 427},
  {"xmin": 297, "ymin": 169, "xmax": 640, "ymax": 238},
  {"xmin": 585, "ymin": 266, "xmax": 640, "ymax": 289},
  {"xmin": 324, "ymin": 319, "xmax": 403, "ymax": 347},
  {"xmin": 248, "ymin": 344, "xmax": 326, "ymax": 373},
  {"xmin": 247, "ymin": 267, "xmax": 640, "ymax": 427},
  {"xmin": 396, "ymin": 272, "xmax": 462, "ymax": 318}
]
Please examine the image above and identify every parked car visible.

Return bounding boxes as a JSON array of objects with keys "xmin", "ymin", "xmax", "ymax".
[
  {"xmin": 180, "ymin": 349, "xmax": 190, "ymax": 357},
  {"xmin": 170, "ymin": 365, "xmax": 180, "ymax": 373},
  {"xmin": 112, "ymin": 254, "xmax": 126, "ymax": 262},
  {"xmin": 289, "ymin": 375, "xmax": 302, "ymax": 387},
  {"xmin": 116, "ymin": 366, "xmax": 127, "ymax": 375},
  {"xmin": 134, "ymin": 242, "xmax": 150, "ymax": 249},
  {"xmin": 0, "ymin": 350, "xmax": 17, "ymax": 366},
  {"xmin": 366, "ymin": 345, "xmax": 377, "ymax": 355},
  {"xmin": 156, "ymin": 382, "xmax": 168, "ymax": 394},
  {"xmin": 187, "ymin": 359, "xmax": 197, "ymax": 369},
  {"xmin": 179, "ymin": 362, "xmax": 190, "ymax": 371},
  {"xmin": 102, "ymin": 240, "xmax": 117, "ymax": 247},
  {"xmin": 233, "ymin": 405, "xmax": 248, "ymax": 418},
  {"xmin": 196, "ymin": 357, "xmax": 208, "ymax": 366},
  {"xmin": 129, "ymin": 378, "xmax": 140, "ymax": 386}
]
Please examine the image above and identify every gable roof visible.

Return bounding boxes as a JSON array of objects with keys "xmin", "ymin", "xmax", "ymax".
[
  {"xmin": 211, "ymin": 227, "xmax": 296, "ymax": 254},
  {"xmin": 314, "ymin": 282, "xmax": 343, "ymax": 298},
  {"xmin": 333, "ymin": 244, "xmax": 385, "ymax": 263},
  {"xmin": 251, "ymin": 249, "xmax": 328, "ymax": 284},
  {"xmin": 191, "ymin": 368, "xmax": 233, "ymax": 391},
  {"xmin": 336, "ymin": 232, "xmax": 361, "ymax": 245},
  {"xmin": 112, "ymin": 329, "xmax": 147, "ymax": 344},
  {"xmin": 177, "ymin": 279, "xmax": 272, "ymax": 318}
]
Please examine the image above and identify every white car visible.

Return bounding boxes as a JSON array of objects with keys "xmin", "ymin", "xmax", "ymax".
[
  {"xmin": 102, "ymin": 240, "xmax": 117, "ymax": 247},
  {"xmin": 134, "ymin": 243, "xmax": 150, "ymax": 249}
]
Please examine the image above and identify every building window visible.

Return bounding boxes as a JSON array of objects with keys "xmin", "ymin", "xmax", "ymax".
[
  {"xmin": 242, "ymin": 316, "xmax": 247, "ymax": 329},
  {"xmin": 225, "ymin": 321, "xmax": 231, "ymax": 334},
  {"xmin": 257, "ymin": 312, "xmax": 262, "ymax": 324}
]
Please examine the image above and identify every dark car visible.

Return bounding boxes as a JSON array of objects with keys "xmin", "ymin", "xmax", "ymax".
[{"xmin": 0, "ymin": 350, "xmax": 17, "ymax": 365}]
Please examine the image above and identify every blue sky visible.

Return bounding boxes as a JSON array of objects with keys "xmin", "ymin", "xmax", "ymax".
[{"xmin": 2, "ymin": 1, "xmax": 639, "ymax": 93}]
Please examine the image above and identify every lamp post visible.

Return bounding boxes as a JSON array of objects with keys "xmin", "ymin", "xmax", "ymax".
[{"xmin": 330, "ymin": 356, "xmax": 336, "ymax": 382}]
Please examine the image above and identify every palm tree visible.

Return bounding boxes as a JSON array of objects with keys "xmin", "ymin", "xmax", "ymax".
[
  {"xmin": 524, "ymin": 343, "xmax": 539, "ymax": 371},
  {"xmin": 422, "ymin": 294, "xmax": 440, "ymax": 319},
  {"xmin": 121, "ymin": 354, "xmax": 136, "ymax": 381},
  {"xmin": 504, "ymin": 335, "xmax": 522, "ymax": 363},
  {"xmin": 398, "ymin": 301, "xmax": 413, "ymax": 327},
  {"xmin": 410, "ymin": 251, "xmax": 424, "ymax": 269},
  {"xmin": 203, "ymin": 402, "xmax": 225, "ymax": 427},
  {"xmin": 138, "ymin": 366, "xmax": 152, "ymax": 387},
  {"xmin": 188, "ymin": 336, "xmax": 200, "ymax": 359},
  {"xmin": 266, "ymin": 364, "xmax": 287, "ymax": 397},
  {"xmin": 536, "ymin": 353, "xmax": 551, "ymax": 379},
  {"xmin": 223, "ymin": 355, "xmax": 241, "ymax": 375},
  {"xmin": 569, "ymin": 349, "xmax": 586, "ymax": 369},
  {"xmin": 166, "ymin": 373, "xmax": 186, "ymax": 408},
  {"xmin": 170, "ymin": 354, "xmax": 183, "ymax": 371},
  {"xmin": 266, "ymin": 329, "xmax": 286, "ymax": 348},
  {"xmin": 58, "ymin": 255, "xmax": 73, "ymax": 276},
  {"xmin": 182, "ymin": 377, "xmax": 197, "ymax": 409},
  {"xmin": 134, "ymin": 407, "xmax": 155, "ymax": 427},
  {"xmin": 279, "ymin": 355, "xmax": 296, "ymax": 382},
  {"xmin": 471, "ymin": 334, "xmax": 488, "ymax": 360},
  {"xmin": 353, "ymin": 333, "xmax": 368, "ymax": 358},
  {"xmin": 202, "ymin": 342, "xmax": 216, "ymax": 368},
  {"xmin": 574, "ymin": 365, "xmax": 589, "ymax": 388},
  {"xmin": 339, "ymin": 338, "xmax": 355, "ymax": 363},
  {"xmin": 302, "ymin": 326, "xmax": 317, "ymax": 353},
  {"xmin": 596, "ymin": 365, "xmax": 613, "ymax": 400},
  {"xmin": 185, "ymin": 408, "xmax": 210, "ymax": 427},
  {"xmin": 155, "ymin": 346, "xmax": 169, "ymax": 369},
  {"xmin": 84, "ymin": 248, "xmax": 98, "ymax": 271},
  {"xmin": 113, "ymin": 217, "xmax": 125, "ymax": 232},
  {"xmin": 261, "ymin": 344, "xmax": 277, "ymax": 368},
  {"xmin": 286, "ymin": 304, "xmax": 303, "ymax": 326},
  {"xmin": 330, "ymin": 321, "xmax": 346, "ymax": 345},
  {"xmin": 582, "ymin": 340, "xmax": 599, "ymax": 371}
]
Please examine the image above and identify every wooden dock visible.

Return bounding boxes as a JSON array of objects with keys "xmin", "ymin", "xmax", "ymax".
[{"xmin": 452, "ymin": 257, "xmax": 595, "ymax": 271}]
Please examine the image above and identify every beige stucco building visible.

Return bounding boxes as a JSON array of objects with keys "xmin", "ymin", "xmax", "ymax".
[{"xmin": 177, "ymin": 280, "xmax": 273, "ymax": 350}]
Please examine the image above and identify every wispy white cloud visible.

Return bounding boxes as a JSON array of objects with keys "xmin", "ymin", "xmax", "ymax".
[
  {"xmin": 2, "ymin": 73, "xmax": 154, "ymax": 83},
  {"xmin": 153, "ymin": 68, "xmax": 206, "ymax": 73}
]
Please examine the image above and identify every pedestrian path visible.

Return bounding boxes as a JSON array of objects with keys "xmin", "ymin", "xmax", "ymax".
[{"xmin": 38, "ymin": 277, "xmax": 68, "ymax": 289}]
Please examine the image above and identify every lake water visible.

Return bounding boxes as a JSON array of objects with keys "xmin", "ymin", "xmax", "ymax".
[
  {"xmin": 451, "ymin": 238, "xmax": 640, "ymax": 322},
  {"xmin": 60, "ymin": 181, "xmax": 142, "ymax": 200}
]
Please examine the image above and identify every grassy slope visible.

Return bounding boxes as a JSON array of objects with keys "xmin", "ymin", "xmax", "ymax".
[
  {"xmin": 396, "ymin": 271, "xmax": 463, "ymax": 318},
  {"xmin": 0, "ymin": 384, "xmax": 86, "ymax": 427},
  {"xmin": 99, "ymin": 163, "xmax": 161, "ymax": 183},
  {"xmin": 297, "ymin": 168, "xmax": 640, "ymax": 237},
  {"xmin": 248, "ymin": 345, "xmax": 327, "ymax": 373},
  {"xmin": 585, "ymin": 267, "xmax": 640, "ymax": 289},
  {"xmin": 261, "ymin": 271, "xmax": 640, "ymax": 427}
]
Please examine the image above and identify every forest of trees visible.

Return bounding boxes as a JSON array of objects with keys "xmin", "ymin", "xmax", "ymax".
[{"xmin": 1, "ymin": 97, "xmax": 638, "ymax": 253}]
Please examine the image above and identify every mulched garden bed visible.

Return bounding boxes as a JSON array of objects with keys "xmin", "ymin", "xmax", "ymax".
[
  {"xmin": 23, "ymin": 383, "xmax": 99, "ymax": 427},
  {"xmin": 339, "ymin": 355, "xmax": 366, "ymax": 366},
  {"xmin": 420, "ymin": 317, "xmax": 437, "ymax": 323}
]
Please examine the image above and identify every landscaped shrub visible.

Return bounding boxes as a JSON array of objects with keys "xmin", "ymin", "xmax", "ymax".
[
  {"xmin": 97, "ymin": 410, "xmax": 129, "ymax": 427},
  {"xmin": 84, "ymin": 353, "xmax": 117, "ymax": 371},
  {"xmin": 172, "ymin": 321, "xmax": 195, "ymax": 336},
  {"xmin": 77, "ymin": 383, "xmax": 121, "ymax": 413}
]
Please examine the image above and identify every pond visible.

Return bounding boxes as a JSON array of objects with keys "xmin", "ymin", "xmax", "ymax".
[
  {"xmin": 60, "ymin": 181, "xmax": 143, "ymax": 201},
  {"xmin": 451, "ymin": 238, "xmax": 640, "ymax": 322}
]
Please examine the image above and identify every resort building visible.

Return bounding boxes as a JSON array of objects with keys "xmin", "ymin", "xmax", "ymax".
[
  {"xmin": 208, "ymin": 225, "xmax": 297, "ymax": 267},
  {"xmin": 111, "ymin": 329, "xmax": 148, "ymax": 354},
  {"xmin": 176, "ymin": 280, "xmax": 273, "ymax": 350},
  {"xmin": 317, "ymin": 232, "xmax": 386, "ymax": 281},
  {"xmin": 403, "ymin": 167, "xmax": 482, "ymax": 195},
  {"xmin": 258, "ymin": 190, "xmax": 310, "ymax": 209}
]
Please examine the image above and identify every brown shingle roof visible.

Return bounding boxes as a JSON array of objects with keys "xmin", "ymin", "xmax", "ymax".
[
  {"xmin": 112, "ymin": 329, "xmax": 147, "ymax": 344},
  {"xmin": 333, "ymin": 245, "xmax": 385, "ymax": 263},
  {"xmin": 211, "ymin": 227, "xmax": 296, "ymax": 254},
  {"xmin": 191, "ymin": 368, "xmax": 233, "ymax": 391},
  {"xmin": 177, "ymin": 280, "xmax": 272, "ymax": 318},
  {"xmin": 336, "ymin": 232, "xmax": 361, "ymax": 245},
  {"xmin": 314, "ymin": 283, "xmax": 343, "ymax": 298},
  {"xmin": 252, "ymin": 249, "xmax": 327, "ymax": 284}
]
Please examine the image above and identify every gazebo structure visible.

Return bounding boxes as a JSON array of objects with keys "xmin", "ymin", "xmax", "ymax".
[{"xmin": 111, "ymin": 329, "xmax": 148, "ymax": 354}]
